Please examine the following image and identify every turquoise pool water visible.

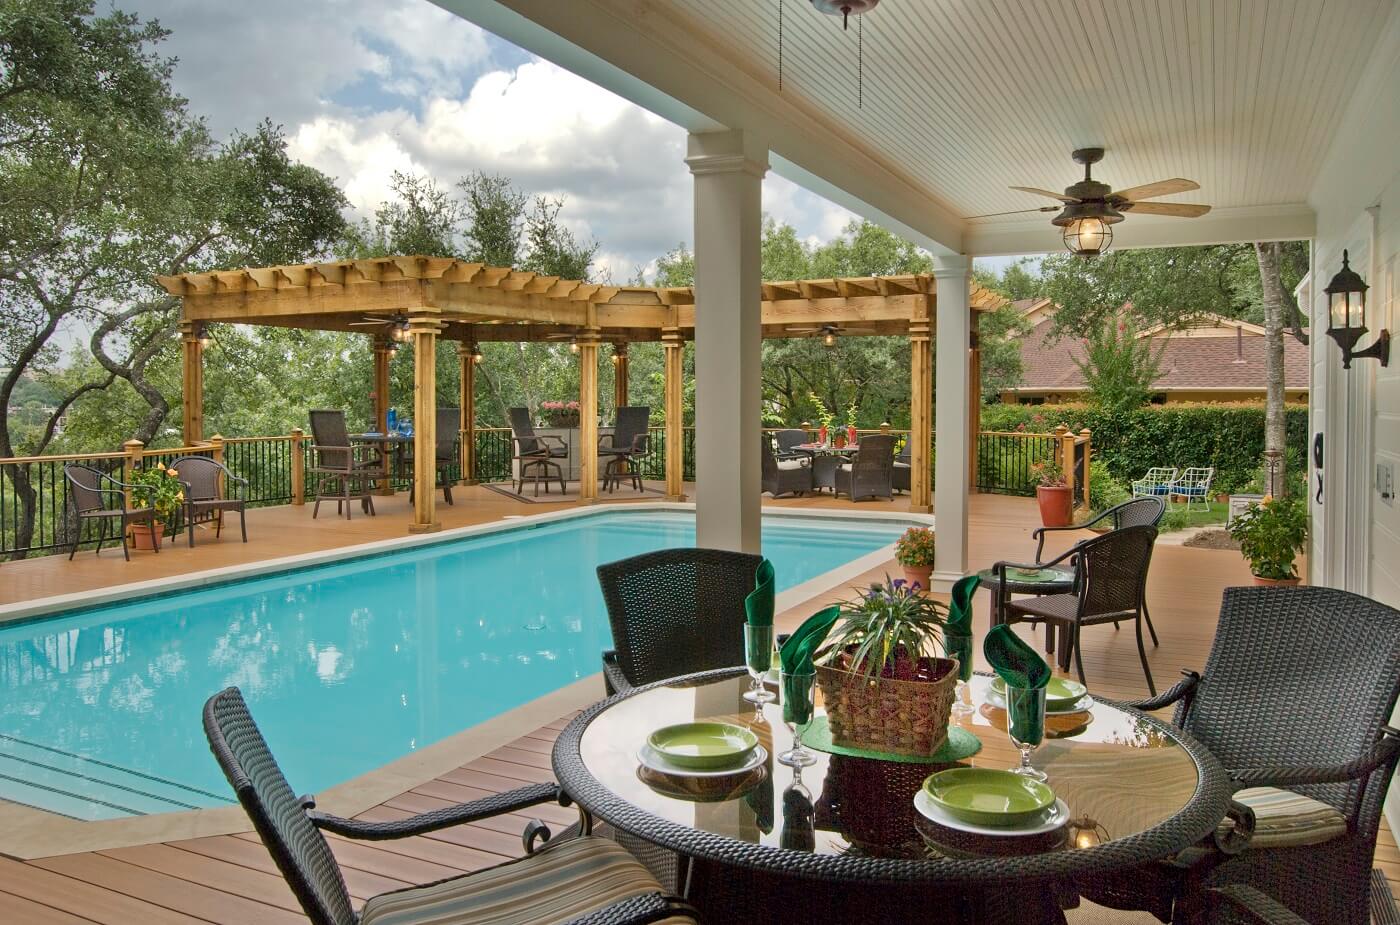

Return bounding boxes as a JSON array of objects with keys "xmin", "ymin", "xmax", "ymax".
[{"xmin": 0, "ymin": 510, "xmax": 901, "ymax": 820}]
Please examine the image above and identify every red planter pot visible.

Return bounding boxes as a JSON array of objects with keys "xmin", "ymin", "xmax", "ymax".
[
  {"xmin": 901, "ymin": 565, "xmax": 933, "ymax": 591},
  {"xmin": 129, "ymin": 523, "xmax": 165, "ymax": 551},
  {"xmin": 1036, "ymin": 485, "xmax": 1073, "ymax": 528},
  {"xmin": 1251, "ymin": 575, "xmax": 1301, "ymax": 587}
]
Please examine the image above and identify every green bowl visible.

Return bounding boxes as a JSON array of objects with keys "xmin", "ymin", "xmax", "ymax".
[
  {"xmin": 922, "ymin": 768, "xmax": 1056, "ymax": 827},
  {"xmin": 646, "ymin": 722, "xmax": 759, "ymax": 770},
  {"xmin": 991, "ymin": 675, "xmax": 1088, "ymax": 709}
]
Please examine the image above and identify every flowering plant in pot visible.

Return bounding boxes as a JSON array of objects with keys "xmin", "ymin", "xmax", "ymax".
[
  {"xmin": 1030, "ymin": 457, "xmax": 1072, "ymax": 528},
  {"xmin": 127, "ymin": 463, "xmax": 184, "ymax": 549},
  {"xmin": 815, "ymin": 578, "xmax": 957, "ymax": 758},
  {"xmin": 894, "ymin": 526, "xmax": 936, "ymax": 589},
  {"xmin": 539, "ymin": 400, "xmax": 580, "ymax": 428},
  {"xmin": 1227, "ymin": 495, "xmax": 1307, "ymax": 585}
]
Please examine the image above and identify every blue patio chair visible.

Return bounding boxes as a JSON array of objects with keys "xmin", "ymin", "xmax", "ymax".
[
  {"xmin": 1131, "ymin": 467, "xmax": 1178, "ymax": 498},
  {"xmin": 1171, "ymin": 466, "xmax": 1216, "ymax": 513}
]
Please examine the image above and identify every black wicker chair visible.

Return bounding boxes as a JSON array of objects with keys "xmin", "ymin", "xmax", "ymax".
[
  {"xmin": 599, "ymin": 406, "xmax": 650, "ymax": 493},
  {"xmin": 833, "ymin": 433, "xmax": 896, "ymax": 502},
  {"xmin": 997, "ymin": 525, "xmax": 1159, "ymax": 693},
  {"xmin": 509, "ymin": 406, "xmax": 569, "ymax": 496},
  {"xmin": 406, "ymin": 407, "xmax": 461, "ymax": 506},
  {"xmin": 202, "ymin": 687, "xmax": 697, "ymax": 925},
  {"xmin": 892, "ymin": 441, "xmax": 912, "ymax": 494},
  {"xmin": 1116, "ymin": 587, "xmax": 1400, "ymax": 925},
  {"xmin": 63, "ymin": 463, "xmax": 159, "ymax": 561},
  {"xmin": 762, "ymin": 436, "xmax": 813, "ymax": 497},
  {"xmin": 773, "ymin": 429, "xmax": 810, "ymax": 460},
  {"xmin": 597, "ymin": 547, "xmax": 763, "ymax": 695},
  {"xmin": 309, "ymin": 409, "xmax": 383, "ymax": 520},
  {"xmin": 171, "ymin": 455, "xmax": 248, "ymax": 546},
  {"xmin": 1205, "ymin": 886, "xmax": 1310, "ymax": 925}
]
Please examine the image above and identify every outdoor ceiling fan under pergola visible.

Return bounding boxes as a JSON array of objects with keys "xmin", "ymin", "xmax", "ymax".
[
  {"xmin": 348, "ymin": 312, "xmax": 410, "ymax": 342},
  {"xmin": 971, "ymin": 148, "xmax": 1213, "ymax": 256},
  {"xmin": 787, "ymin": 322, "xmax": 875, "ymax": 346}
]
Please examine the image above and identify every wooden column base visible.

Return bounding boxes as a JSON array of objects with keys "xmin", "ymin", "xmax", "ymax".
[
  {"xmin": 408, "ymin": 522, "xmax": 442, "ymax": 534},
  {"xmin": 665, "ymin": 493, "xmax": 687, "ymax": 503},
  {"xmin": 910, "ymin": 504, "xmax": 933, "ymax": 515}
]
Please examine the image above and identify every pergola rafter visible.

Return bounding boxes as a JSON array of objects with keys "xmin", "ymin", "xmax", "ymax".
[{"xmin": 158, "ymin": 256, "xmax": 1004, "ymax": 532}]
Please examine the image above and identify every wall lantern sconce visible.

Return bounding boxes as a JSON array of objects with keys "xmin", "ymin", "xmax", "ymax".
[
  {"xmin": 569, "ymin": 339, "xmax": 580, "ymax": 355},
  {"xmin": 196, "ymin": 323, "xmax": 212, "ymax": 349},
  {"xmin": 1325, "ymin": 249, "xmax": 1389, "ymax": 369},
  {"xmin": 470, "ymin": 344, "xmax": 483, "ymax": 364}
]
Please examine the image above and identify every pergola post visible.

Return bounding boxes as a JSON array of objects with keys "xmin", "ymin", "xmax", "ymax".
[
  {"xmin": 612, "ymin": 341, "xmax": 629, "ymax": 409},
  {"xmin": 578, "ymin": 327, "xmax": 601, "ymax": 503},
  {"xmin": 373, "ymin": 335, "xmax": 394, "ymax": 496},
  {"xmin": 408, "ymin": 313, "xmax": 442, "ymax": 534},
  {"xmin": 662, "ymin": 327, "xmax": 686, "ymax": 501},
  {"xmin": 458, "ymin": 339, "xmax": 478, "ymax": 486},
  {"xmin": 179, "ymin": 320, "xmax": 204, "ymax": 444},
  {"xmin": 932, "ymin": 255, "xmax": 972, "ymax": 590},
  {"xmin": 908, "ymin": 297, "xmax": 933, "ymax": 514},
  {"xmin": 686, "ymin": 129, "xmax": 767, "ymax": 553}
]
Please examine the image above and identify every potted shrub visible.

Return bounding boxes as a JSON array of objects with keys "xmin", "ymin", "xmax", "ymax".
[
  {"xmin": 1227, "ymin": 495, "xmax": 1308, "ymax": 585},
  {"xmin": 815, "ymin": 578, "xmax": 957, "ymax": 758},
  {"xmin": 894, "ymin": 526, "xmax": 936, "ymax": 589},
  {"xmin": 1031, "ymin": 458, "xmax": 1072, "ymax": 528},
  {"xmin": 127, "ymin": 463, "xmax": 184, "ymax": 550}
]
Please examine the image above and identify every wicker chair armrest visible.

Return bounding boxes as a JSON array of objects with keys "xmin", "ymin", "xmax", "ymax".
[
  {"xmin": 991, "ymin": 543, "xmax": 1078, "ymax": 576},
  {"xmin": 1212, "ymin": 797, "xmax": 1256, "ymax": 856},
  {"xmin": 1122, "ymin": 670, "xmax": 1200, "ymax": 712},
  {"xmin": 602, "ymin": 650, "xmax": 632, "ymax": 696},
  {"xmin": 630, "ymin": 433, "xmax": 650, "ymax": 454},
  {"xmin": 1229, "ymin": 725, "xmax": 1400, "ymax": 789},
  {"xmin": 562, "ymin": 892, "xmax": 699, "ymax": 925},
  {"xmin": 1206, "ymin": 886, "xmax": 1309, "ymax": 925},
  {"xmin": 538, "ymin": 434, "xmax": 569, "ymax": 451},
  {"xmin": 1031, "ymin": 512, "xmax": 1109, "ymax": 561},
  {"xmin": 309, "ymin": 782, "xmax": 564, "ymax": 840}
]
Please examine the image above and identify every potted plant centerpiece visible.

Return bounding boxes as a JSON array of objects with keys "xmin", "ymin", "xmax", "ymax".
[
  {"xmin": 894, "ymin": 526, "xmax": 936, "ymax": 589},
  {"xmin": 539, "ymin": 400, "xmax": 580, "ymax": 428},
  {"xmin": 127, "ymin": 462, "xmax": 183, "ymax": 550},
  {"xmin": 1031, "ymin": 457, "xmax": 1072, "ymax": 528},
  {"xmin": 1227, "ymin": 495, "xmax": 1308, "ymax": 586},
  {"xmin": 815, "ymin": 578, "xmax": 958, "ymax": 758}
]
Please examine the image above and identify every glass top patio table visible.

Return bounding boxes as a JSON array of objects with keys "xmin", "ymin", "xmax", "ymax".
[{"xmin": 553, "ymin": 668, "xmax": 1230, "ymax": 900}]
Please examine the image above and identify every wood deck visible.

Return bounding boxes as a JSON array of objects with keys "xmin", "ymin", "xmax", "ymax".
[{"xmin": 0, "ymin": 488, "xmax": 1394, "ymax": 920}]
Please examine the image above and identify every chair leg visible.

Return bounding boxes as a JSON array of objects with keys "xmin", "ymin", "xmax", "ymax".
[
  {"xmin": 70, "ymin": 519, "xmax": 83, "ymax": 560},
  {"xmin": 188, "ymin": 508, "xmax": 196, "ymax": 547},
  {"xmin": 1142, "ymin": 600, "xmax": 1159, "ymax": 646},
  {"xmin": 1135, "ymin": 613, "xmax": 1156, "ymax": 695},
  {"xmin": 215, "ymin": 512, "xmax": 222, "ymax": 538},
  {"xmin": 151, "ymin": 520, "xmax": 160, "ymax": 553},
  {"xmin": 118, "ymin": 519, "xmax": 130, "ymax": 562},
  {"xmin": 240, "ymin": 507, "xmax": 248, "ymax": 542},
  {"xmin": 1072, "ymin": 622, "xmax": 1087, "ymax": 687}
]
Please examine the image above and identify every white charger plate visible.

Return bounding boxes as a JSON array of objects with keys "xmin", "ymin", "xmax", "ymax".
[
  {"xmin": 913, "ymin": 789, "xmax": 1070, "ymax": 836},
  {"xmin": 637, "ymin": 743, "xmax": 768, "ymax": 778},
  {"xmin": 985, "ymin": 688, "xmax": 1094, "ymax": 715}
]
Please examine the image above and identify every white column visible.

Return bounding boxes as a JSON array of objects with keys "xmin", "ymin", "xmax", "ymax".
[
  {"xmin": 685, "ymin": 129, "xmax": 767, "ymax": 553},
  {"xmin": 932, "ymin": 255, "xmax": 972, "ymax": 590}
]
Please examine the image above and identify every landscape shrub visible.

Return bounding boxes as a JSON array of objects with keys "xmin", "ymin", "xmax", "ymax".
[{"xmin": 1086, "ymin": 459, "xmax": 1130, "ymax": 514}]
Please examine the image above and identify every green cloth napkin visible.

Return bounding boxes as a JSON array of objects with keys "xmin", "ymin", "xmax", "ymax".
[
  {"xmin": 745, "ymin": 559, "xmax": 775, "ymax": 627},
  {"xmin": 944, "ymin": 631, "xmax": 974, "ymax": 683},
  {"xmin": 982, "ymin": 624, "xmax": 1051, "ymax": 690},
  {"xmin": 779, "ymin": 605, "xmax": 840, "ymax": 674},
  {"xmin": 946, "ymin": 574, "xmax": 981, "ymax": 636}
]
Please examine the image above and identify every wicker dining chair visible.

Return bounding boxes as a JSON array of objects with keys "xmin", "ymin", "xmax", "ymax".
[
  {"xmin": 509, "ymin": 406, "xmax": 569, "ymax": 496},
  {"xmin": 997, "ymin": 524, "xmax": 1159, "ymax": 693},
  {"xmin": 170, "ymin": 455, "xmax": 248, "ymax": 546},
  {"xmin": 599, "ymin": 406, "xmax": 650, "ymax": 493},
  {"xmin": 406, "ymin": 407, "xmax": 462, "ymax": 506},
  {"xmin": 597, "ymin": 547, "xmax": 763, "ymax": 695},
  {"xmin": 309, "ymin": 409, "xmax": 384, "ymax": 520},
  {"xmin": 63, "ymin": 463, "xmax": 159, "ymax": 561},
  {"xmin": 203, "ymin": 687, "xmax": 697, "ymax": 925},
  {"xmin": 762, "ymin": 436, "xmax": 813, "ymax": 497},
  {"xmin": 773, "ymin": 429, "xmax": 810, "ymax": 460},
  {"xmin": 833, "ymin": 433, "xmax": 896, "ymax": 502},
  {"xmin": 1116, "ymin": 587, "xmax": 1400, "ymax": 925},
  {"xmin": 891, "ymin": 440, "xmax": 912, "ymax": 494}
]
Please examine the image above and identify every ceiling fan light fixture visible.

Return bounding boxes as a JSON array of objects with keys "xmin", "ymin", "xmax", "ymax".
[
  {"xmin": 823, "ymin": 329, "xmax": 838, "ymax": 347},
  {"xmin": 569, "ymin": 340, "xmax": 580, "ymax": 355},
  {"xmin": 1061, "ymin": 216, "xmax": 1113, "ymax": 257}
]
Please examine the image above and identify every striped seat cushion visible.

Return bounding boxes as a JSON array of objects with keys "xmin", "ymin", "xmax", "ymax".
[
  {"xmin": 359, "ymin": 836, "xmax": 692, "ymax": 925},
  {"xmin": 1216, "ymin": 787, "xmax": 1349, "ymax": 849}
]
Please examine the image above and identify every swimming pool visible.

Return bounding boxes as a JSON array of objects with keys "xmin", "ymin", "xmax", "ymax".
[{"xmin": 0, "ymin": 508, "xmax": 905, "ymax": 820}]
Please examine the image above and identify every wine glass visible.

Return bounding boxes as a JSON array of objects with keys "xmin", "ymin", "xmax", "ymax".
[
  {"xmin": 946, "ymin": 634, "xmax": 974, "ymax": 718},
  {"xmin": 743, "ymin": 624, "xmax": 777, "ymax": 716},
  {"xmin": 778, "ymin": 669, "xmax": 818, "ymax": 767},
  {"xmin": 1006, "ymin": 684, "xmax": 1048, "ymax": 781}
]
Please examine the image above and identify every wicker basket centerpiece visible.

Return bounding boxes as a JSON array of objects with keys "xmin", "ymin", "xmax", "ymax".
[{"xmin": 814, "ymin": 576, "xmax": 958, "ymax": 758}]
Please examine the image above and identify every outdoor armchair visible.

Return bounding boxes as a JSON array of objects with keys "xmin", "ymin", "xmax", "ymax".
[
  {"xmin": 171, "ymin": 455, "xmax": 248, "ymax": 546},
  {"xmin": 833, "ymin": 433, "xmax": 896, "ymax": 502},
  {"xmin": 1171, "ymin": 466, "xmax": 1217, "ymax": 513},
  {"xmin": 63, "ymin": 463, "xmax": 160, "ymax": 561},
  {"xmin": 309, "ymin": 409, "xmax": 384, "ymax": 520},
  {"xmin": 762, "ymin": 435, "xmax": 813, "ymax": 497},
  {"xmin": 1132, "ymin": 467, "xmax": 1179, "ymax": 499},
  {"xmin": 1116, "ymin": 586, "xmax": 1400, "ymax": 925},
  {"xmin": 596, "ymin": 547, "xmax": 763, "ymax": 695},
  {"xmin": 509, "ymin": 406, "xmax": 569, "ymax": 496},
  {"xmin": 598, "ymin": 406, "xmax": 650, "ymax": 493},
  {"xmin": 891, "ymin": 440, "xmax": 912, "ymax": 493},
  {"xmin": 406, "ymin": 407, "xmax": 462, "ymax": 506},
  {"xmin": 203, "ymin": 687, "xmax": 697, "ymax": 925},
  {"xmin": 773, "ymin": 428, "xmax": 810, "ymax": 460}
]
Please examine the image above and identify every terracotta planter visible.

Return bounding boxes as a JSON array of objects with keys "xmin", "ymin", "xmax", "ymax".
[
  {"xmin": 817, "ymin": 653, "xmax": 958, "ymax": 758},
  {"xmin": 1251, "ymin": 574, "xmax": 1301, "ymax": 587},
  {"xmin": 1036, "ymin": 485, "xmax": 1074, "ymax": 528},
  {"xmin": 129, "ymin": 522, "xmax": 164, "ymax": 551},
  {"xmin": 901, "ymin": 564, "xmax": 933, "ymax": 590}
]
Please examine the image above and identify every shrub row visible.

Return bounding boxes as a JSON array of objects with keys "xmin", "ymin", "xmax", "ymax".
[{"xmin": 979, "ymin": 402, "xmax": 1309, "ymax": 496}]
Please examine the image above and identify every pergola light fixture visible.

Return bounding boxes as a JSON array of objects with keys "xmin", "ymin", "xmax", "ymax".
[
  {"xmin": 1325, "ymin": 249, "xmax": 1389, "ymax": 369},
  {"xmin": 390, "ymin": 319, "xmax": 410, "ymax": 343},
  {"xmin": 196, "ymin": 323, "xmax": 212, "ymax": 349},
  {"xmin": 822, "ymin": 328, "xmax": 838, "ymax": 348},
  {"xmin": 470, "ymin": 344, "xmax": 483, "ymax": 364},
  {"xmin": 569, "ymin": 339, "xmax": 580, "ymax": 355},
  {"xmin": 810, "ymin": 0, "xmax": 879, "ymax": 29}
]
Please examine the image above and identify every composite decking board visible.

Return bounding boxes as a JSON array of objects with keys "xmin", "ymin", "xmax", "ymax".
[
  {"xmin": 96, "ymin": 843, "xmax": 314, "ymax": 913},
  {"xmin": 7, "ymin": 491, "xmax": 1397, "ymax": 921},
  {"xmin": 0, "ymin": 891, "xmax": 106, "ymax": 925}
]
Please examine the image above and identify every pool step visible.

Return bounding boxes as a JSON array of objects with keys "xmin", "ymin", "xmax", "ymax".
[{"xmin": 0, "ymin": 733, "xmax": 234, "ymax": 820}]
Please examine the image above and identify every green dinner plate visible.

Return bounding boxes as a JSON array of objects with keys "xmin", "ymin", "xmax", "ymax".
[
  {"xmin": 646, "ymin": 722, "xmax": 759, "ymax": 770},
  {"xmin": 922, "ymin": 768, "xmax": 1056, "ymax": 827},
  {"xmin": 991, "ymin": 676, "xmax": 1088, "ymax": 708},
  {"xmin": 1006, "ymin": 567, "xmax": 1065, "ymax": 583}
]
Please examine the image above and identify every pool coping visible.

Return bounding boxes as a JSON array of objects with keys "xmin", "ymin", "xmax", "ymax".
[{"xmin": 0, "ymin": 502, "xmax": 931, "ymax": 859}]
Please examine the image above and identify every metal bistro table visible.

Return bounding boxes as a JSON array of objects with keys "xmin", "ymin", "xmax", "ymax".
[
  {"xmin": 553, "ymin": 668, "xmax": 1230, "ymax": 925},
  {"xmin": 977, "ymin": 565, "xmax": 1078, "ymax": 671}
]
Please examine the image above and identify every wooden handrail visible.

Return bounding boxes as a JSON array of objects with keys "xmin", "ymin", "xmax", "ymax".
[{"xmin": 0, "ymin": 450, "xmax": 128, "ymax": 465}]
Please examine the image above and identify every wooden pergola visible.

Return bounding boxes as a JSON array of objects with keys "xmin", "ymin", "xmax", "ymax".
[{"xmin": 157, "ymin": 256, "xmax": 1003, "ymax": 533}]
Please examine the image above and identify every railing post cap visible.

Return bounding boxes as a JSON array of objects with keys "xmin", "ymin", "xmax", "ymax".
[
  {"xmin": 210, "ymin": 434, "xmax": 224, "ymax": 441},
  {"xmin": 123, "ymin": 439, "xmax": 144, "ymax": 450},
  {"xmin": 291, "ymin": 427, "xmax": 304, "ymax": 436},
  {"xmin": 1079, "ymin": 428, "xmax": 1091, "ymax": 436},
  {"xmin": 1053, "ymin": 423, "xmax": 1070, "ymax": 436}
]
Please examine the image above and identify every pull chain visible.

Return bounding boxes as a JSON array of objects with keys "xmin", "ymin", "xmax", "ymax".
[
  {"xmin": 778, "ymin": 0, "xmax": 784, "ymax": 92},
  {"xmin": 857, "ymin": 14, "xmax": 863, "ymax": 109}
]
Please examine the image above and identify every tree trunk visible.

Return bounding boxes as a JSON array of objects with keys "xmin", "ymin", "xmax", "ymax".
[{"xmin": 1255, "ymin": 242, "xmax": 1289, "ymax": 496}]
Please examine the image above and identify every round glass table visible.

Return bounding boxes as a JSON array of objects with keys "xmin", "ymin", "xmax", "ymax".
[{"xmin": 553, "ymin": 668, "xmax": 1230, "ymax": 923}]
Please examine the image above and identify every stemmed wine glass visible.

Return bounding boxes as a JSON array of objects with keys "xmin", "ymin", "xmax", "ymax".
[
  {"xmin": 778, "ymin": 669, "xmax": 818, "ymax": 767},
  {"xmin": 946, "ymin": 634, "xmax": 974, "ymax": 718},
  {"xmin": 1005, "ymin": 684, "xmax": 1048, "ymax": 781},
  {"xmin": 743, "ymin": 624, "xmax": 777, "ymax": 717}
]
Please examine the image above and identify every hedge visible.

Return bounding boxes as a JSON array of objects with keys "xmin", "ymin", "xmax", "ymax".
[{"xmin": 979, "ymin": 402, "xmax": 1308, "ymax": 496}]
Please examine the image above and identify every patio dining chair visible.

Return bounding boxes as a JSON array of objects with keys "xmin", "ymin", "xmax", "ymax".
[
  {"xmin": 406, "ymin": 407, "xmax": 462, "ymax": 506},
  {"xmin": 309, "ymin": 409, "xmax": 384, "ymax": 520},
  {"xmin": 762, "ymin": 435, "xmax": 813, "ymax": 497},
  {"xmin": 892, "ymin": 440, "xmax": 912, "ymax": 494},
  {"xmin": 1131, "ymin": 467, "xmax": 1179, "ymax": 499},
  {"xmin": 203, "ymin": 687, "xmax": 697, "ymax": 925},
  {"xmin": 597, "ymin": 547, "xmax": 763, "ymax": 695},
  {"xmin": 1114, "ymin": 587, "xmax": 1400, "ymax": 925},
  {"xmin": 598, "ymin": 406, "xmax": 650, "ymax": 493},
  {"xmin": 1170, "ymin": 466, "xmax": 1217, "ymax": 513},
  {"xmin": 170, "ymin": 455, "xmax": 248, "ymax": 547},
  {"xmin": 833, "ymin": 433, "xmax": 896, "ymax": 502},
  {"xmin": 773, "ymin": 428, "xmax": 810, "ymax": 460},
  {"xmin": 509, "ymin": 406, "xmax": 568, "ymax": 496},
  {"xmin": 63, "ymin": 463, "xmax": 159, "ymax": 561}
]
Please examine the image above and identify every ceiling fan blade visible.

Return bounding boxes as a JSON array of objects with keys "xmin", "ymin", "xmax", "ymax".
[
  {"xmin": 965, "ymin": 206, "xmax": 1061, "ymax": 219},
  {"xmin": 838, "ymin": 326, "xmax": 875, "ymax": 333},
  {"xmin": 1010, "ymin": 186, "xmax": 1080, "ymax": 203},
  {"xmin": 1111, "ymin": 178, "xmax": 1199, "ymax": 201},
  {"xmin": 1120, "ymin": 201, "xmax": 1212, "ymax": 218},
  {"xmin": 785, "ymin": 326, "xmax": 823, "ymax": 333},
  {"xmin": 347, "ymin": 320, "xmax": 384, "ymax": 326}
]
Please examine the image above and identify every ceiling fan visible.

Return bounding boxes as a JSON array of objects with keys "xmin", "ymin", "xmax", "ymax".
[
  {"xmin": 786, "ymin": 323, "xmax": 875, "ymax": 346},
  {"xmin": 348, "ymin": 313, "xmax": 410, "ymax": 342},
  {"xmin": 971, "ymin": 148, "xmax": 1212, "ymax": 256}
]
